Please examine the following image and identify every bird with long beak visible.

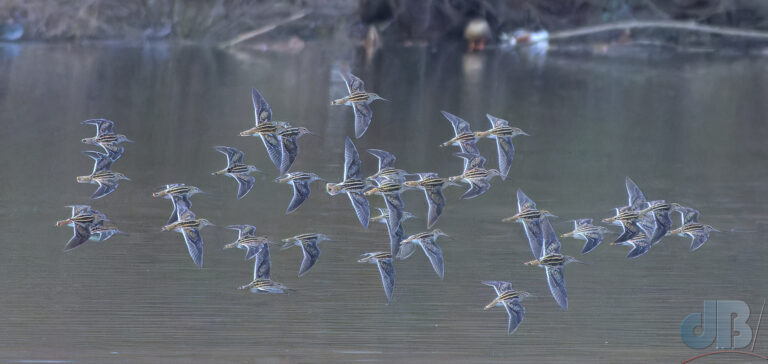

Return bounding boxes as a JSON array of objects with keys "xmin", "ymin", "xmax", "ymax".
[
  {"xmin": 358, "ymin": 251, "xmax": 396, "ymax": 302},
  {"xmin": 238, "ymin": 279, "xmax": 290, "ymax": 294},
  {"xmin": 223, "ymin": 224, "xmax": 275, "ymax": 261},
  {"xmin": 370, "ymin": 207, "xmax": 416, "ymax": 259},
  {"xmin": 232, "ymin": 226, "xmax": 277, "ymax": 292},
  {"xmin": 87, "ymin": 220, "xmax": 124, "ymax": 242},
  {"xmin": 475, "ymin": 114, "xmax": 528, "ymax": 179},
  {"xmin": 602, "ymin": 177, "xmax": 655, "ymax": 244},
  {"xmin": 152, "ymin": 183, "xmax": 204, "ymax": 224},
  {"xmin": 239, "ymin": 88, "xmax": 283, "ymax": 170},
  {"xmin": 82, "ymin": 150, "xmax": 114, "ymax": 176},
  {"xmin": 281, "ymin": 233, "xmax": 331, "ymax": 277},
  {"xmin": 637, "ymin": 200, "xmax": 673, "ymax": 246},
  {"xmin": 275, "ymin": 172, "xmax": 324, "ymax": 214},
  {"xmin": 439, "ymin": 111, "xmax": 482, "ymax": 170},
  {"xmin": 326, "ymin": 137, "xmax": 370, "ymax": 227},
  {"xmin": 366, "ymin": 149, "xmax": 409, "ymax": 184},
  {"xmin": 610, "ymin": 232, "xmax": 652, "ymax": 259},
  {"xmin": 400, "ymin": 229, "xmax": 448, "ymax": 279},
  {"xmin": 277, "ymin": 124, "xmax": 313, "ymax": 175},
  {"xmin": 364, "ymin": 180, "xmax": 405, "ymax": 240},
  {"xmin": 56, "ymin": 205, "xmax": 109, "ymax": 251},
  {"xmin": 76, "ymin": 171, "xmax": 131, "ymax": 199},
  {"xmin": 667, "ymin": 204, "xmax": 718, "ymax": 252},
  {"xmin": 161, "ymin": 201, "xmax": 213, "ymax": 267},
  {"xmin": 403, "ymin": 173, "xmax": 458, "ymax": 229},
  {"xmin": 561, "ymin": 219, "xmax": 607, "ymax": 254},
  {"xmin": 448, "ymin": 153, "xmax": 501, "ymax": 199},
  {"xmin": 331, "ymin": 68, "xmax": 387, "ymax": 138},
  {"xmin": 502, "ymin": 189, "xmax": 557, "ymax": 259},
  {"xmin": 523, "ymin": 218, "xmax": 579, "ymax": 310},
  {"xmin": 212, "ymin": 146, "xmax": 262, "ymax": 199},
  {"xmin": 81, "ymin": 118, "xmax": 132, "ymax": 155},
  {"xmin": 481, "ymin": 281, "xmax": 532, "ymax": 335}
]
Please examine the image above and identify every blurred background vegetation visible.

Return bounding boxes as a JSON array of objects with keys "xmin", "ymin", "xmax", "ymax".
[{"xmin": 2, "ymin": 0, "xmax": 768, "ymax": 47}]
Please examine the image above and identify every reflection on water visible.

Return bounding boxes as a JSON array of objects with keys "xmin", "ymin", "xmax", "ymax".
[{"xmin": 0, "ymin": 42, "xmax": 766, "ymax": 363}]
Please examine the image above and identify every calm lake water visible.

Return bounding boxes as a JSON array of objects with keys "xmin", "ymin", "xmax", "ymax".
[{"xmin": 0, "ymin": 41, "xmax": 766, "ymax": 363}]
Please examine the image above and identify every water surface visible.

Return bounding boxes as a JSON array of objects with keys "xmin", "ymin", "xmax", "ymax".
[{"xmin": 0, "ymin": 42, "xmax": 766, "ymax": 363}]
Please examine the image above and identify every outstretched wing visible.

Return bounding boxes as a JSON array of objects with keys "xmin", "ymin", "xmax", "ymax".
[
  {"xmin": 298, "ymin": 240, "xmax": 321, "ymax": 277},
  {"xmin": 626, "ymin": 239, "xmax": 651, "ymax": 259},
  {"xmin": 182, "ymin": 228, "xmax": 204, "ymax": 267},
  {"xmin": 541, "ymin": 218, "xmax": 562, "ymax": 258},
  {"xmin": 495, "ymin": 136, "xmax": 515, "ymax": 180},
  {"xmin": 253, "ymin": 244, "xmax": 271, "ymax": 280},
  {"xmin": 516, "ymin": 189, "xmax": 537, "ymax": 211},
  {"xmin": 68, "ymin": 205, "xmax": 93, "ymax": 217},
  {"xmin": 674, "ymin": 206, "xmax": 701, "ymax": 225},
  {"xmin": 232, "ymin": 174, "xmax": 256, "ymax": 199},
  {"xmin": 91, "ymin": 180, "xmax": 118, "ymax": 199},
  {"xmin": 636, "ymin": 214, "xmax": 657, "ymax": 241},
  {"xmin": 440, "ymin": 111, "xmax": 472, "ymax": 135},
  {"xmin": 343, "ymin": 137, "xmax": 362, "ymax": 180},
  {"xmin": 545, "ymin": 266, "xmax": 568, "ymax": 310},
  {"xmin": 259, "ymin": 133, "xmax": 283, "ymax": 170},
  {"xmin": 286, "ymin": 179, "xmax": 311, "ymax": 214},
  {"xmin": 461, "ymin": 180, "xmax": 490, "ymax": 200},
  {"xmin": 521, "ymin": 217, "xmax": 544, "ymax": 260},
  {"xmin": 215, "ymin": 146, "xmax": 245, "ymax": 166},
  {"xmin": 175, "ymin": 196, "xmax": 197, "ymax": 222},
  {"xmin": 367, "ymin": 149, "xmax": 397, "ymax": 171},
  {"xmin": 347, "ymin": 191, "xmax": 370, "ymax": 228},
  {"xmin": 454, "ymin": 152, "xmax": 486, "ymax": 172},
  {"xmin": 625, "ymin": 177, "xmax": 647, "ymax": 211},
  {"xmin": 388, "ymin": 221, "xmax": 405, "ymax": 258},
  {"xmin": 481, "ymin": 280, "xmax": 515, "ymax": 296},
  {"xmin": 615, "ymin": 220, "xmax": 641, "ymax": 244},
  {"xmin": 227, "ymin": 224, "xmax": 257, "ymax": 238},
  {"xmin": 649, "ymin": 210, "xmax": 672, "ymax": 245},
  {"xmin": 485, "ymin": 114, "xmax": 509, "ymax": 128},
  {"xmin": 339, "ymin": 69, "xmax": 366, "ymax": 94},
  {"xmin": 279, "ymin": 136, "xmax": 300, "ymax": 175},
  {"xmin": 423, "ymin": 187, "xmax": 445, "ymax": 229},
  {"xmin": 580, "ymin": 232, "xmax": 603, "ymax": 254},
  {"xmin": 418, "ymin": 238, "xmax": 444, "ymax": 279},
  {"xmin": 82, "ymin": 118, "xmax": 115, "ymax": 137},
  {"xmin": 64, "ymin": 224, "xmax": 91, "ymax": 251},
  {"xmin": 688, "ymin": 231, "xmax": 711, "ymax": 251},
  {"xmin": 353, "ymin": 103, "xmax": 373, "ymax": 139},
  {"xmin": 251, "ymin": 88, "xmax": 273, "ymax": 125},
  {"xmin": 168, "ymin": 194, "xmax": 192, "ymax": 225},
  {"xmin": 83, "ymin": 150, "xmax": 114, "ymax": 174},
  {"xmin": 383, "ymin": 193, "xmax": 405, "ymax": 236},
  {"xmin": 376, "ymin": 258, "xmax": 396, "ymax": 301},
  {"xmin": 504, "ymin": 299, "xmax": 525, "ymax": 335}
]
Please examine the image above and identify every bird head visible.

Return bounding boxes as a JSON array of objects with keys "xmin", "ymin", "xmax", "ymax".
[
  {"xmin": 540, "ymin": 210, "xmax": 557, "ymax": 218},
  {"xmin": 326, "ymin": 183, "xmax": 342, "ymax": 195},
  {"xmin": 114, "ymin": 173, "xmax": 131, "ymax": 181},
  {"xmin": 369, "ymin": 93, "xmax": 388, "ymax": 102},
  {"xmin": 511, "ymin": 127, "xmax": 529, "ymax": 137},
  {"xmin": 432, "ymin": 229, "xmax": 448, "ymax": 238}
]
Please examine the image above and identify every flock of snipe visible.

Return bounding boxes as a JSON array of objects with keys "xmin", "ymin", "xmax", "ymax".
[{"xmin": 56, "ymin": 68, "xmax": 717, "ymax": 335}]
